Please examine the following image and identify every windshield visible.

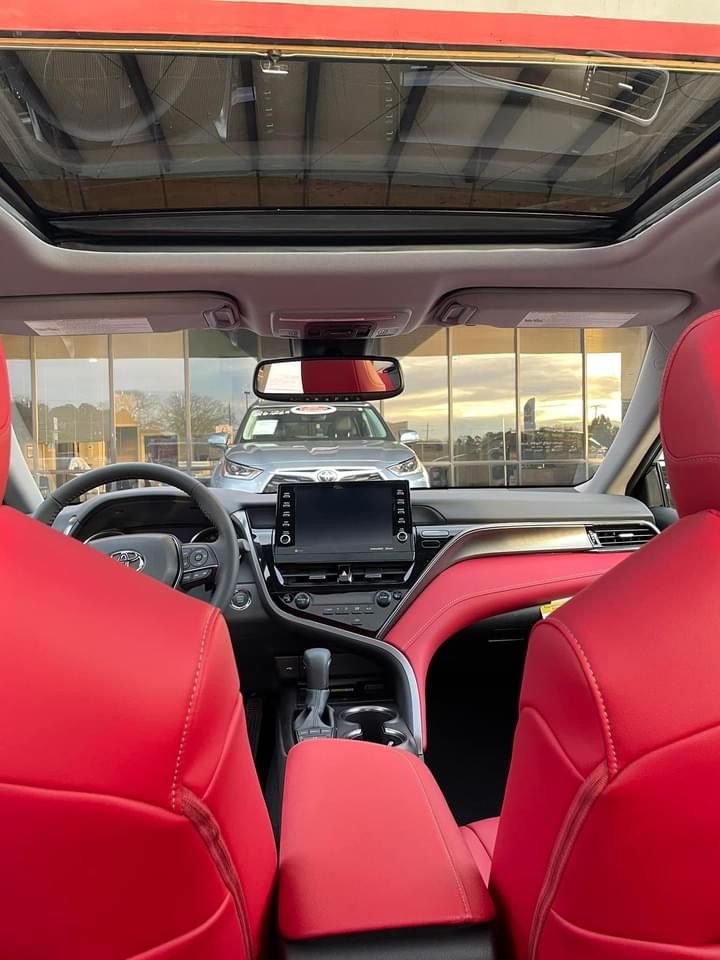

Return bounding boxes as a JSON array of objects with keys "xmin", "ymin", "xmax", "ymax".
[
  {"xmin": 0, "ymin": 49, "xmax": 719, "ymax": 221},
  {"xmin": 1, "ymin": 324, "xmax": 647, "ymax": 494},
  {"xmin": 239, "ymin": 405, "xmax": 392, "ymax": 442}
]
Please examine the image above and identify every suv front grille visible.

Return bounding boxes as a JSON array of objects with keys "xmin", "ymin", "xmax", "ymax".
[{"xmin": 265, "ymin": 469, "xmax": 384, "ymax": 492}]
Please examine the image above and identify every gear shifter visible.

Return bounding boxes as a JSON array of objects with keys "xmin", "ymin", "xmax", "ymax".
[{"xmin": 294, "ymin": 648, "xmax": 334, "ymax": 741}]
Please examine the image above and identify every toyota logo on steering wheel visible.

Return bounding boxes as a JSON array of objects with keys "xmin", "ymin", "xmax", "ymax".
[{"xmin": 109, "ymin": 549, "xmax": 146, "ymax": 572}]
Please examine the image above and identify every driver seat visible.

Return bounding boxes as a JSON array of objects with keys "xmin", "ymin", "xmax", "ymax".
[{"xmin": 0, "ymin": 342, "xmax": 277, "ymax": 958}]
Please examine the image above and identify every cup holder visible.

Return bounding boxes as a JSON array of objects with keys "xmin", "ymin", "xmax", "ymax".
[
  {"xmin": 341, "ymin": 705, "xmax": 398, "ymax": 724},
  {"xmin": 347, "ymin": 728, "xmax": 407, "ymax": 747},
  {"xmin": 341, "ymin": 705, "xmax": 405, "ymax": 747}
]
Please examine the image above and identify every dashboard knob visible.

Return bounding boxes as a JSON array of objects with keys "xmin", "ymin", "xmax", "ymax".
[
  {"xmin": 396, "ymin": 530, "xmax": 409, "ymax": 543},
  {"xmin": 279, "ymin": 533, "xmax": 292, "ymax": 546},
  {"xmin": 295, "ymin": 592, "xmax": 312, "ymax": 610},
  {"xmin": 375, "ymin": 590, "xmax": 392, "ymax": 608}
]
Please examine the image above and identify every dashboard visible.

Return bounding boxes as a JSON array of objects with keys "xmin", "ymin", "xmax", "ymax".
[
  {"xmin": 53, "ymin": 482, "xmax": 658, "ymax": 746},
  {"xmin": 57, "ymin": 482, "xmax": 657, "ymax": 643}
]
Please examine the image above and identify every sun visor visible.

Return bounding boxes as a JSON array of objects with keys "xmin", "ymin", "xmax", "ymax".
[
  {"xmin": 431, "ymin": 289, "xmax": 693, "ymax": 329},
  {"xmin": 0, "ymin": 293, "xmax": 243, "ymax": 336}
]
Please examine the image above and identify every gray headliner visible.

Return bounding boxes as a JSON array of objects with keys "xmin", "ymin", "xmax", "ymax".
[{"xmin": 0, "ymin": 177, "xmax": 718, "ymax": 335}]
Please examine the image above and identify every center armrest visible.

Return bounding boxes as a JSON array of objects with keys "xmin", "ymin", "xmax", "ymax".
[{"xmin": 279, "ymin": 739, "xmax": 495, "ymax": 942}]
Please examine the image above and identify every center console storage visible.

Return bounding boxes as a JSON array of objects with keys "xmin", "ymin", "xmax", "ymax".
[
  {"xmin": 288, "ymin": 648, "xmax": 416, "ymax": 752},
  {"xmin": 279, "ymin": 739, "xmax": 497, "ymax": 959}
]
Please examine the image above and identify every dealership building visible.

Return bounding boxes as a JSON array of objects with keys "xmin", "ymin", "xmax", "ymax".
[{"xmin": 1, "ymin": 323, "xmax": 647, "ymax": 490}]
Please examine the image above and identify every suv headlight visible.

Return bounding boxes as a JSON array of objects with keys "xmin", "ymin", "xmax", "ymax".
[
  {"xmin": 389, "ymin": 456, "xmax": 420, "ymax": 476},
  {"xmin": 221, "ymin": 459, "xmax": 262, "ymax": 480}
]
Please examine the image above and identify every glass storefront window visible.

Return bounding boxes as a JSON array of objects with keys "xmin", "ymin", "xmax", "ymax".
[
  {"xmin": 585, "ymin": 327, "xmax": 648, "ymax": 479},
  {"xmin": 1, "ymin": 323, "xmax": 648, "ymax": 492},
  {"xmin": 452, "ymin": 326, "xmax": 517, "ymax": 487},
  {"xmin": 187, "ymin": 329, "xmax": 286, "ymax": 478},
  {"xmin": 380, "ymin": 329, "xmax": 450, "ymax": 486},
  {"xmin": 113, "ymin": 331, "xmax": 186, "ymax": 470},
  {"xmin": 518, "ymin": 328, "xmax": 584, "ymax": 486},
  {"xmin": 34, "ymin": 335, "xmax": 111, "ymax": 495}
]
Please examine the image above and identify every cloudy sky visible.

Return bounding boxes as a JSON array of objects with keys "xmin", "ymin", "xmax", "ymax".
[{"xmin": 383, "ymin": 351, "xmax": 623, "ymax": 440}]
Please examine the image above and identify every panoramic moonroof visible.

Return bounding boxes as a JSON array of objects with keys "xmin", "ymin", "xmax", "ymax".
[{"xmin": 0, "ymin": 49, "xmax": 719, "ymax": 219}]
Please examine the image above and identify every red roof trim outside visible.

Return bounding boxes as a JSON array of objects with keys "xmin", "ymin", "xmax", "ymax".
[{"xmin": 2, "ymin": 1, "xmax": 720, "ymax": 59}]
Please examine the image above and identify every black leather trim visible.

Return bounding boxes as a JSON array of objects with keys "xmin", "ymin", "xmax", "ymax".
[{"xmin": 282, "ymin": 924, "xmax": 498, "ymax": 960}]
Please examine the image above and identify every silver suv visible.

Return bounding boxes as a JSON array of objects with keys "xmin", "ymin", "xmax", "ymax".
[{"xmin": 210, "ymin": 402, "xmax": 429, "ymax": 493}]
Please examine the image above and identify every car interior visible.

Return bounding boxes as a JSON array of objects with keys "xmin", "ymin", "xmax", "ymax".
[{"xmin": 2, "ymin": 24, "xmax": 720, "ymax": 960}]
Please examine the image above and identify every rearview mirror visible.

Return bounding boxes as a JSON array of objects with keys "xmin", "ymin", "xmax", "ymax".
[{"xmin": 253, "ymin": 356, "xmax": 404, "ymax": 402}]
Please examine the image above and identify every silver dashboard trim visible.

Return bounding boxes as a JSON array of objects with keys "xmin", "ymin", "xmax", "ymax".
[{"xmin": 380, "ymin": 519, "xmax": 658, "ymax": 636}]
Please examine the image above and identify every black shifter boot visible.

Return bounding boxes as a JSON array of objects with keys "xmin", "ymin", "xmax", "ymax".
[{"xmin": 294, "ymin": 648, "xmax": 335, "ymax": 741}]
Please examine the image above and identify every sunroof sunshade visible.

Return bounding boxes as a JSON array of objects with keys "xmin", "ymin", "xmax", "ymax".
[{"xmin": 1, "ymin": 49, "xmax": 719, "ymax": 217}]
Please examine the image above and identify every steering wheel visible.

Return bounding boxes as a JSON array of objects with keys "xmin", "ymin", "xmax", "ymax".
[{"xmin": 33, "ymin": 463, "xmax": 240, "ymax": 609}]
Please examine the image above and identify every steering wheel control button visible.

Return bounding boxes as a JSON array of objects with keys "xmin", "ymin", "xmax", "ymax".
[
  {"xmin": 294, "ymin": 592, "xmax": 312, "ymax": 610},
  {"xmin": 191, "ymin": 548, "xmax": 209, "ymax": 566},
  {"xmin": 375, "ymin": 590, "xmax": 392, "ymax": 608},
  {"xmin": 183, "ymin": 568, "xmax": 210, "ymax": 584},
  {"xmin": 231, "ymin": 588, "xmax": 252, "ymax": 611}
]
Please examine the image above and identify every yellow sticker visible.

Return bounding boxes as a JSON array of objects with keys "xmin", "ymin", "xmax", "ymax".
[{"xmin": 540, "ymin": 597, "xmax": 571, "ymax": 619}]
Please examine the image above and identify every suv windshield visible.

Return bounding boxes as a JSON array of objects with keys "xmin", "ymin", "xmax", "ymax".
[
  {"xmin": 240, "ymin": 405, "xmax": 391, "ymax": 442},
  {"xmin": 1, "ymin": 323, "xmax": 647, "ymax": 494}
]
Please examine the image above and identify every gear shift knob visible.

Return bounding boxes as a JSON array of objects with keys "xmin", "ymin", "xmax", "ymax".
[
  {"xmin": 304, "ymin": 648, "xmax": 331, "ymax": 693},
  {"xmin": 294, "ymin": 648, "xmax": 334, "ymax": 742}
]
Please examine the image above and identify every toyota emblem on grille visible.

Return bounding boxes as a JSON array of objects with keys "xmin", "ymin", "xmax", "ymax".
[
  {"xmin": 110, "ymin": 549, "xmax": 146, "ymax": 572},
  {"xmin": 317, "ymin": 469, "xmax": 339, "ymax": 483}
]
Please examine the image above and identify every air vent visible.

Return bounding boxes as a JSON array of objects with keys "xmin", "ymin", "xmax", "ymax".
[
  {"xmin": 281, "ymin": 567, "xmax": 340, "ymax": 586},
  {"xmin": 278, "ymin": 563, "xmax": 409, "ymax": 586},
  {"xmin": 351, "ymin": 565, "xmax": 408, "ymax": 584},
  {"xmin": 587, "ymin": 523, "xmax": 657, "ymax": 550}
]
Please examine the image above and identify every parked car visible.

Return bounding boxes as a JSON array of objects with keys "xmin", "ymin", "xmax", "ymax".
[{"xmin": 209, "ymin": 401, "xmax": 429, "ymax": 492}]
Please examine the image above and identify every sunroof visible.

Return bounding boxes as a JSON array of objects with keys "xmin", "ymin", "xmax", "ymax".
[{"xmin": 1, "ymin": 48, "xmax": 720, "ymax": 220}]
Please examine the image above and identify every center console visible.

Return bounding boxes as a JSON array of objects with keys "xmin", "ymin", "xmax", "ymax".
[
  {"xmin": 266, "ymin": 480, "xmax": 419, "ymax": 631},
  {"xmin": 241, "ymin": 481, "xmax": 446, "ymax": 758}
]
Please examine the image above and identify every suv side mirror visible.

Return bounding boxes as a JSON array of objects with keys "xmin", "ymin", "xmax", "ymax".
[
  {"xmin": 207, "ymin": 433, "xmax": 230, "ymax": 459},
  {"xmin": 400, "ymin": 430, "xmax": 419, "ymax": 444}
]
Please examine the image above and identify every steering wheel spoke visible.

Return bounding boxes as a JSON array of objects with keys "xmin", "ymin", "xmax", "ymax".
[{"xmin": 180, "ymin": 542, "xmax": 219, "ymax": 588}]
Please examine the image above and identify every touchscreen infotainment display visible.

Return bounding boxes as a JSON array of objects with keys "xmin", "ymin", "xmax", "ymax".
[{"xmin": 274, "ymin": 481, "xmax": 414, "ymax": 565}]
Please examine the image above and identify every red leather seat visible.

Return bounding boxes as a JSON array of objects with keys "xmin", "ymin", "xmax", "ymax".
[
  {"xmin": 0, "ymin": 342, "xmax": 276, "ymax": 958},
  {"xmin": 462, "ymin": 308, "xmax": 720, "ymax": 958}
]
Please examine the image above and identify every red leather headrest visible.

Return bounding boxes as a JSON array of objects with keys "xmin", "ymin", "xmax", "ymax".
[
  {"xmin": 660, "ymin": 309, "xmax": 720, "ymax": 517},
  {"xmin": 0, "ymin": 341, "xmax": 10, "ymax": 502}
]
